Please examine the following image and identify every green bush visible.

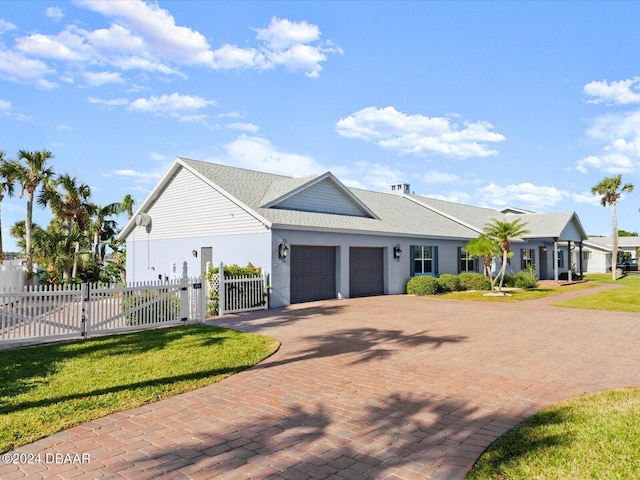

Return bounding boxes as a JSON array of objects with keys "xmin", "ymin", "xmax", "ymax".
[
  {"xmin": 504, "ymin": 272, "xmax": 538, "ymax": 289},
  {"xmin": 457, "ymin": 272, "xmax": 492, "ymax": 291},
  {"xmin": 407, "ymin": 275, "xmax": 439, "ymax": 296},
  {"xmin": 437, "ymin": 274, "xmax": 461, "ymax": 293}
]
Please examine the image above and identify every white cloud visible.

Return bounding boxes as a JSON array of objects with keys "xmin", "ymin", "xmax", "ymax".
[
  {"xmin": 0, "ymin": 48, "xmax": 57, "ymax": 89},
  {"xmin": 3, "ymin": 3, "xmax": 339, "ymax": 87},
  {"xmin": 0, "ymin": 19, "xmax": 16, "ymax": 33},
  {"xmin": 419, "ymin": 171, "xmax": 461, "ymax": 184},
  {"xmin": 15, "ymin": 28, "xmax": 92, "ymax": 61},
  {"xmin": 224, "ymin": 135, "xmax": 323, "ymax": 177},
  {"xmin": 76, "ymin": 0, "xmax": 214, "ymax": 66},
  {"xmin": 57, "ymin": 124, "xmax": 73, "ymax": 131},
  {"xmin": 424, "ymin": 191, "xmax": 472, "ymax": 204},
  {"xmin": 225, "ymin": 122, "xmax": 260, "ymax": 133},
  {"xmin": 336, "ymin": 106, "xmax": 505, "ymax": 159},
  {"xmin": 576, "ymin": 153, "xmax": 635, "ymax": 174},
  {"xmin": 477, "ymin": 183, "xmax": 570, "ymax": 211},
  {"xmin": 572, "ymin": 191, "xmax": 602, "ymax": 207},
  {"xmin": 46, "ymin": 7, "xmax": 64, "ymax": 21},
  {"xmin": 112, "ymin": 169, "xmax": 161, "ymax": 183},
  {"xmin": 584, "ymin": 77, "xmax": 640, "ymax": 105},
  {"xmin": 83, "ymin": 71, "xmax": 124, "ymax": 87},
  {"xmin": 128, "ymin": 93, "xmax": 216, "ymax": 119},
  {"xmin": 0, "ymin": 99, "xmax": 10, "ymax": 112},
  {"xmin": 88, "ymin": 96, "xmax": 129, "ymax": 107}
]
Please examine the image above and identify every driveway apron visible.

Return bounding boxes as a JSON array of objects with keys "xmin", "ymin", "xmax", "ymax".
[{"xmin": 2, "ymin": 286, "xmax": 639, "ymax": 479}]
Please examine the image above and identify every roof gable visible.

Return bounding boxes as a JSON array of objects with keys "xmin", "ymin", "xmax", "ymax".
[{"xmin": 262, "ymin": 172, "xmax": 378, "ymax": 218}]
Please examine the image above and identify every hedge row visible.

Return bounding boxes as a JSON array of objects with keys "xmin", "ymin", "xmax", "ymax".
[{"xmin": 407, "ymin": 271, "xmax": 537, "ymax": 296}]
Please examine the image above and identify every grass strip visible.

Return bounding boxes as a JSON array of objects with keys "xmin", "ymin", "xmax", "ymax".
[
  {"xmin": 467, "ymin": 388, "xmax": 640, "ymax": 479},
  {"xmin": 0, "ymin": 324, "xmax": 279, "ymax": 453}
]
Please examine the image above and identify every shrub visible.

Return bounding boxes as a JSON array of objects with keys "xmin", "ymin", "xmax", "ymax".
[
  {"xmin": 437, "ymin": 274, "xmax": 461, "ymax": 293},
  {"xmin": 407, "ymin": 275, "xmax": 439, "ymax": 296},
  {"xmin": 504, "ymin": 272, "xmax": 538, "ymax": 289},
  {"xmin": 457, "ymin": 272, "xmax": 492, "ymax": 291}
]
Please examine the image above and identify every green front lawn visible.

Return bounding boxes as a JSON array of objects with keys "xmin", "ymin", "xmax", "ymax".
[
  {"xmin": 0, "ymin": 325, "xmax": 279, "ymax": 453},
  {"xmin": 555, "ymin": 274, "xmax": 640, "ymax": 311},
  {"xmin": 467, "ymin": 388, "xmax": 640, "ymax": 479},
  {"xmin": 440, "ymin": 282, "xmax": 596, "ymax": 302}
]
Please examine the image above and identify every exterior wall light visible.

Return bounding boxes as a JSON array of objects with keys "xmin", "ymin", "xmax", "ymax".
[
  {"xmin": 192, "ymin": 249, "xmax": 198, "ymax": 257},
  {"xmin": 278, "ymin": 240, "xmax": 289, "ymax": 261},
  {"xmin": 393, "ymin": 244, "xmax": 402, "ymax": 262}
]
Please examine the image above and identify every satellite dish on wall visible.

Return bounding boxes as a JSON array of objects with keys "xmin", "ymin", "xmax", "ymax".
[{"xmin": 135, "ymin": 213, "xmax": 152, "ymax": 227}]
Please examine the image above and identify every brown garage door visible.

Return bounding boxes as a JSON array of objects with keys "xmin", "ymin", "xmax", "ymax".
[
  {"xmin": 290, "ymin": 245, "xmax": 336, "ymax": 304},
  {"xmin": 349, "ymin": 247, "xmax": 384, "ymax": 298}
]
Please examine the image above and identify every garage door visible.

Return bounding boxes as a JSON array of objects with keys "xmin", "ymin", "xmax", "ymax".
[
  {"xmin": 290, "ymin": 246, "xmax": 336, "ymax": 304},
  {"xmin": 349, "ymin": 247, "xmax": 384, "ymax": 298}
]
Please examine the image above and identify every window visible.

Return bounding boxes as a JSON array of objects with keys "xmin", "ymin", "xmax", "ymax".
[
  {"xmin": 582, "ymin": 251, "xmax": 591, "ymax": 261},
  {"xmin": 557, "ymin": 250, "xmax": 565, "ymax": 269},
  {"xmin": 411, "ymin": 246, "xmax": 438, "ymax": 276},
  {"xmin": 520, "ymin": 249, "xmax": 535, "ymax": 270},
  {"xmin": 458, "ymin": 247, "xmax": 475, "ymax": 273}
]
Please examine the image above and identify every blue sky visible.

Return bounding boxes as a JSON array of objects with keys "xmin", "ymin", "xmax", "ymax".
[{"xmin": 1, "ymin": 1, "xmax": 639, "ymax": 251}]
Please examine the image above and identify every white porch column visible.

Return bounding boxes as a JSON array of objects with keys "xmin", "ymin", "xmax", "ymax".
[{"xmin": 553, "ymin": 238, "xmax": 559, "ymax": 284}]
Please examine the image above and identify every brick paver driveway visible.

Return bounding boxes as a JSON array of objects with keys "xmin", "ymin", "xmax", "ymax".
[{"xmin": 2, "ymin": 286, "xmax": 640, "ymax": 479}]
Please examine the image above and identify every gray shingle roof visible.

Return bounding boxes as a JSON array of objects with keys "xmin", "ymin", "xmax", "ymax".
[{"xmin": 170, "ymin": 158, "xmax": 587, "ymax": 241}]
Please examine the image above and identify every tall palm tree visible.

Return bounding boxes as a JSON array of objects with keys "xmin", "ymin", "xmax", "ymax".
[
  {"xmin": 88, "ymin": 202, "xmax": 121, "ymax": 263},
  {"xmin": 4, "ymin": 150, "xmax": 55, "ymax": 285},
  {"xmin": 592, "ymin": 174, "xmax": 634, "ymax": 280},
  {"xmin": 121, "ymin": 194, "xmax": 135, "ymax": 219},
  {"xmin": 484, "ymin": 218, "xmax": 530, "ymax": 291},
  {"xmin": 0, "ymin": 151, "xmax": 15, "ymax": 263},
  {"xmin": 39, "ymin": 173, "xmax": 94, "ymax": 281}
]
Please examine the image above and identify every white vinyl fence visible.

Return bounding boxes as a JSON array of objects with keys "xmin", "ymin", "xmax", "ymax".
[
  {"xmin": 0, "ymin": 274, "xmax": 206, "ymax": 345},
  {"xmin": 208, "ymin": 263, "xmax": 269, "ymax": 316},
  {"xmin": 1, "ymin": 262, "xmax": 270, "ymax": 346}
]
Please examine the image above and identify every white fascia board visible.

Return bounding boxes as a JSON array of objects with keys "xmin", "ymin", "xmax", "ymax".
[{"xmin": 403, "ymin": 195, "xmax": 484, "ymax": 235}]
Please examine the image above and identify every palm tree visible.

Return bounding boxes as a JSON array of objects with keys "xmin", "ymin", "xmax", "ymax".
[
  {"xmin": 0, "ymin": 151, "xmax": 15, "ymax": 263},
  {"xmin": 592, "ymin": 174, "xmax": 634, "ymax": 280},
  {"xmin": 121, "ymin": 194, "xmax": 135, "ymax": 219},
  {"xmin": 4, "ymin": 150, "xmax": 55, "ymax": 285},
  {"xmin": 39, "ymin": 173, "xmax": 94, "ymax": 281},
  {"xmin": 484, "ymin": 218, "xmax": 530, "ymax": 292},
  {"xmin": 463, "ymin": 234, "xmax": 500, "ymax": 291},
  {"xmin": 88, "ymin": 202, "xmax": 121, "ymax": 263}
]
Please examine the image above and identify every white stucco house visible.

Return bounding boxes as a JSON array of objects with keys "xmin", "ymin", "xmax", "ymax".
[
  {"xmin": 579, "ymin": 236, "xmax": 640, "ymax": 273},
  {"xmin": 119, "ymin": 158, "xmax": 588, "ymax": 307}
]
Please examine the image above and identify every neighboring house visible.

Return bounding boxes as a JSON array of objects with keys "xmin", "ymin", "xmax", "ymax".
[
  {"xmin": 580, "ymin": 236, "xmax": 640, "ymax": 273},
  {"xmin": 119, "ymin": 158, "xmax": 588, "ymax": 307}
]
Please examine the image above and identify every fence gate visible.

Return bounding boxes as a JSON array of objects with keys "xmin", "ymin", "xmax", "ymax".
[
  {"xmin": 0, "ymin": 284, "xmax": 85, "ymax": 343},
  {"xmin": 0, "ymin": 273, "xmax": 207, "ymax": 346},
  {"xmin": 211, "ymin": 263, "xmax": 269, "ymax": 316}
]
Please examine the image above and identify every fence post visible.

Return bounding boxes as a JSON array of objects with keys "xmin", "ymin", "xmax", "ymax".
[
  {"xmin": 81, "ymin": 283, "xmax": 90, "ymax": 338},
  {"xmin": 218, "ymin": 262, "xmax": 225, "ymax": 316},
  {"xmin": 198, "ymin": 274, "xmax": 206, "ymax": 322},
  {"xmin": 180, "ymin": 262, "xmax": 189, "ymax": 323}
]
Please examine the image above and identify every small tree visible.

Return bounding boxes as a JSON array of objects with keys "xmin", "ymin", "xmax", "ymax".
[
  {"xmin": 484, "ymin": 218, "xmax": 530, "ymax": 292},
  {"xmin": 591, "ymin": 174, "xmax": 634, "ymax": 281},
  {"xmin": 463, "ymin": 235, "xmax": 500, "ymax": 291}
]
